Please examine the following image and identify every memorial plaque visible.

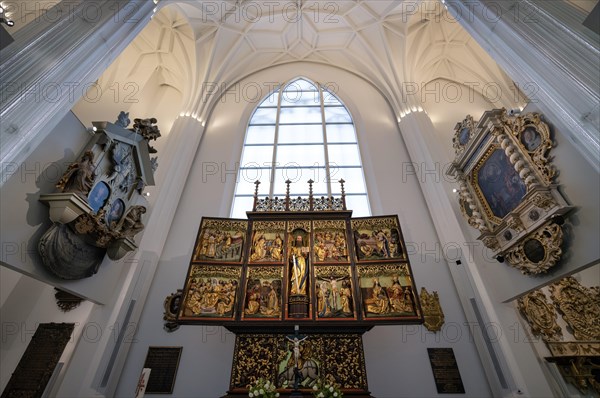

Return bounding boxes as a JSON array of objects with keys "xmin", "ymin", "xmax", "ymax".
[
  {"xmin": 142, "ymin": 346, "xmax": 182, "ymax": 394},
  {"xmin": 1, "ymin": 323, "xmax": 74, "ymax": 398},
  {"xmin": 427, "ymin": 348, "xmax": 465, "ymax": 394}
]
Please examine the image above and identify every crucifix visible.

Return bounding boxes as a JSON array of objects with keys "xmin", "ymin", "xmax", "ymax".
[{"xmin": 286, "ymin": 325, "xmax": 308, "ymax": 392}]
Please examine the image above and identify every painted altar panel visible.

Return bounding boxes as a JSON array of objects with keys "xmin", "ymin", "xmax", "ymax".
[
  {"xmin": 313, "ymin": 265, "xmax": 356, "ymax": 320},
  {"xmin": 178, "ymin": 264, "xmax": 241, "ymax": 321},
  {"xmin": 357, "ymin": 263, "xmax": 420, "ymax": 321},
  {"xmin": 229, "ymin": 334, "xmax": 368, "ymax": 392},
  {"xmin": 192, "ymin": 218, "xmax": 247, "ymax": 263},
  {"xmin": 174, "ymin": 213, "xmax": 423, "ymax": 327},
  {"xmin": 312, "ymin": 220, "xmax": 350, "ymax": 264},
  {"xmin": 351, "ymin": 216, "xmax": 407, "ymax": 262},
  {"xmin": 242, "ymin": 266, "xmax": 284, "ymax": 320}
]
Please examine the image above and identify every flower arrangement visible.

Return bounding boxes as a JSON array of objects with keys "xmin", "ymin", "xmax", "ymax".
[
  {"xmin": 247, "ymin": 378, "xmax": 279, "ymax": 398},
  {"xmin": 311, "ymin": 378, "xmax": 343, "ymax": 398}
]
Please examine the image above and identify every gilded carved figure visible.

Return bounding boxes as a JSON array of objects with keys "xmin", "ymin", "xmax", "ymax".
[
  {"xmin": 243, "ymin": 267, "xmax": 282, "ymax": 319},
  {"xmin": 249, "ymin": 222, "xmax": 285, "ymax": 263},
  {"xmin": 420, "ymin": 287, "xmax": 445, "ymax": 332},
  {"xmin": 289, "ymin": 231, "xmax": 309, "ymax": 295},
  {"xmin": 316, "ymin": 275, "xmax": 352, "ymax": 318},
  {"xmin": 180, "ymin": 265, "xmax": 241, "ymax": 320},
  {"xmin": 352, "ymin": 217, "xmax": 405, "ymax": 262},
  {"xmin": 56, "ymin": 150, "xmax": 96, "ymax": 197},
  {"xmin": 364, "ymin": 278, "xmax": 390, "ymax": 314},
  {"xmin": 358, "ymin": 264, "xmax": 418, "ymax": 319},
  {"xmin": 313, "ymin": 221, "xmax": 349, "ymax": 263},
  {"xmin": 193, "ymin": 220, "xmax": 246, "ymax": 263}
]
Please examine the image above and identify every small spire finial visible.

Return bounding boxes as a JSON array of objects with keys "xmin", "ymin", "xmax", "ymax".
[
  {"xmin": 339, "ymin": 179, "xmax": 346, "ymax": 210},
  {"xmin": 308, "ymin": 179, "xmax": 314, "ymax": 210},
  {"xmin": 285, "ymin": 180, "xmax": 291, "ymax": 210},
  {"xmin": 253, "ymin": 181, "xmax": 261, "ymax": 211}
]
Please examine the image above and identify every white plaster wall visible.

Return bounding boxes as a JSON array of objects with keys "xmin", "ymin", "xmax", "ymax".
[
  {"xmin": 421, "ymin": 78, "xmax": 495, "ymax": 164},
  {"xmin": 115, "ymin": 62, "xmax": 492, "ymax": 398},
  {"xmin": 0, "ymin": 267, "xmax": 21, "ymax": 308},
  {"xmin": 0, "ymin": 272, "xmax": 95, "ymax": 394}
]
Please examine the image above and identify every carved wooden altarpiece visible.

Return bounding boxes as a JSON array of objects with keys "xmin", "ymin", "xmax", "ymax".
[{"xmin": 169, "ymin": 180, "xmax": 424, "ymax": 397}]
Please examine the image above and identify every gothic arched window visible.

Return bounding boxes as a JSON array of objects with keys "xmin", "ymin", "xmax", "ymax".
[{"xmin": 231, "ymin": 78, "xmax": 370, "ymax": 218}]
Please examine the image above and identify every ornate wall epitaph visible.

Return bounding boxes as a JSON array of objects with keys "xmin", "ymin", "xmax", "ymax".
[
  {"xmin": 142, "ymin": 347, "xmax": 182, "ymax": 394},
  {"xmin": 1, "ymin": 323, "xmax": 74, "ymax": 398},
  {"xmin": 427, "ymin": 348, "xmax": 465, "ymax": 394}
]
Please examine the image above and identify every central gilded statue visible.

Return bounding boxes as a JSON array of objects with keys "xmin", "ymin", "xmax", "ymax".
[{"xmin": 289, "ymin": 231, "xmax": 309, "ymax": 295}]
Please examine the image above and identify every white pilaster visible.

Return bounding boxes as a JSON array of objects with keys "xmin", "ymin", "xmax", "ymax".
[
  {"xmin": 443, "ymin": 0, "xmax": 600, "ymax": 171},
  {"xmin": 55, "ymin": 116, "xmax": 204, "ymax": 397},
  {"xmin": 0, "ymin": 0, "xmax": 156, "ymax": 187}
]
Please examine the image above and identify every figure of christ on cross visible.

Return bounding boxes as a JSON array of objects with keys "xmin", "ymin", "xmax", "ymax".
[{"xmin": 286, "ymin": 335, "xmax": 308, "ymax": 370}]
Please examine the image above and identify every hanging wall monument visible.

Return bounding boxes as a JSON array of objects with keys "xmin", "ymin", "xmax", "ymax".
[
  {"xmin": 448, "ymin": 109, "xmax": 573, "ymax": 275},
  {"xmin": 38, "ymin": 113, "xmax": 160, "ymax": 279}
]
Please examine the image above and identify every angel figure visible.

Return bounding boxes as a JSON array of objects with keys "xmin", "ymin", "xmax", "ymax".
[
  {"xmin": 56, "ymin": 150, "xmax": 96, "ymax": 197},
  {"xmin": 115, "ymin": 205, "xmax": 146, "ymax": 238}
]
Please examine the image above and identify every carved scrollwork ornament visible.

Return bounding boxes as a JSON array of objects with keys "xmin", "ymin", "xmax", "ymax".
[
  {"xmin": 531, "ymin": 191, "xmax": 556, "ymax": 210},
  {"xmin": 481, "ymin": 236, "xmax": 500, "ymax": 251},
  {"xmin": 547, "ymin": 341, "xmax": 600, "ymax": 357},
  {"xmin": 420, "ymin": 287, "xmax": 445, "ymax": 332},
  {"xmin": 549, "ymin": 277, "xmax": 600, "ymax": 341},
  {"xmin": 548, "ymin": 356, "xmax": 600, "ymax": 395},
  {"xmin": 504, "ymin": 222, "xmax": 563, "ymax": 274},
  {"xmin": 54, "ymin": 288, "xmax": 84, "ymax": 312},
  {"xmin": 458, "ymin": 181, "xmax": 487, "ymax": 232},
  {"xmin": 287, "ymin": 220, "xmax": 312, "ymax": 233},
  {"xmin": 517, "ymin": 290, "xmax": 562, "ymax": 341},
  {"xmin": 452, "ymin": 115, "xmax": 476, "ymax": 155},
  {"xmin": 505, "ymin": 214, "xmax": 524, "ymax": 233},
  {"xmin": 163, "ymin": 289, "xmax": 183, "ymax": 332},
  {"xmin": 71, "ymin": 205, "xmax": 147, "ymax": 248},
  {"xmin": 504, "ymin": 111, "xmax": 556, "ymax": 184}
]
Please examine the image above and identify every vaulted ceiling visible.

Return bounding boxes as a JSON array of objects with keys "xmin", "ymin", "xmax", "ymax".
[{"xmin": 77, "ymin": 0, "xmax": 526, "ymax": 131}]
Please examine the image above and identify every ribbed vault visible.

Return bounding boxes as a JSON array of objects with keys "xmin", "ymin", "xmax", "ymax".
[{"xmin": 82, "ymin": 0, "xmax": 525, "ymax": 129}]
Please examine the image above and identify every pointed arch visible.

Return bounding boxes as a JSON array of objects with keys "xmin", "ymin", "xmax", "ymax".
[{"xmin": 231, "ymin": 77, "xmax": 371, "ymax": 218}]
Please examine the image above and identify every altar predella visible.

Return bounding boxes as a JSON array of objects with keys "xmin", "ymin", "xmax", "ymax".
[{"xmin": 163, "ymin": 180, "xmax": 424, "ymax": 396}]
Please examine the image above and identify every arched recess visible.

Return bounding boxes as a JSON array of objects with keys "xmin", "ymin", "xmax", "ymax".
[{"xmin": 71, "ymin": 3, "xmax": 196, "ymax": 147}]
